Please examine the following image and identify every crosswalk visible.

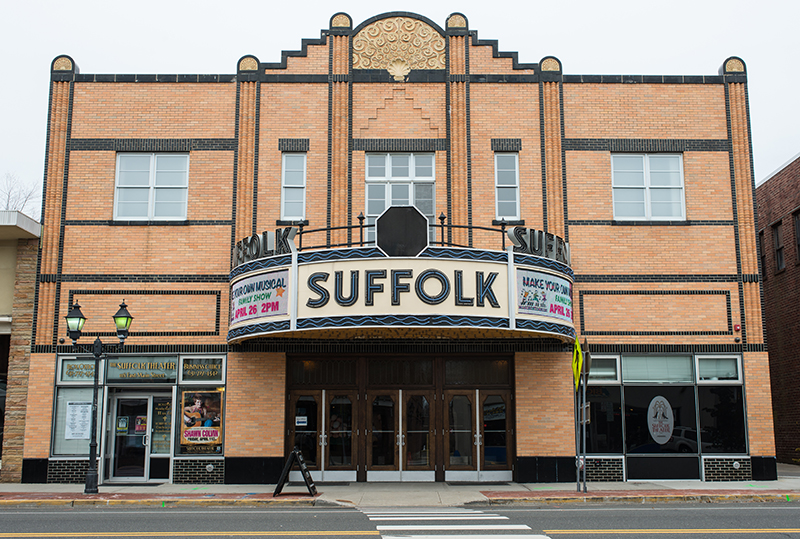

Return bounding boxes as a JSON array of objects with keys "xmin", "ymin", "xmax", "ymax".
[{"xmin": 361, "ymin": 509, "xmax": 551, "ymax": 539}]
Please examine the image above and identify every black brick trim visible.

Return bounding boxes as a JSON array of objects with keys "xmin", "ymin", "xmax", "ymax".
[
  {"xmin": 69, "ymin": 139, "xmax": 236, "ymax": 151},
  {"xmin": 51, "ymin": 274, "xmax": 228, "ymax": 283},
  {"xmin": 469, "ymin": 74, "xmax": 539, "ymax": 83},
  {"xmin": 491, "ymin": 139, "xmax": 522, "ymax": 152},
  {"xmin": 567, "ymin": 220, "xmax": 735, "ymax": 226},
  {"xmin": 563, "ymin": 139, "xmax": 729, "ymax": 152},
  {"xmin": 576, "ymin": 274, "xmax": 739, "ymax": 283},
  {"xmin": 580, "ymin": 289, "xmax": 732, "ymax": 336},
  {"xmin": 468, "ymin": 31, "xmax": 539, "ymax": 71},
  {"xmin": 57, "ymin": 74, "xmax": 236, "ymax": 83},
  {"xmin": 63, "ymin": 220, "xmax": 232, "ymax": 226},
  {"xmin": 562, "ymin": 74, "xmax": 723, "ymax": 84},
  {"xmin": 352, "ymin": 70, "xmax": 446, "ymax": 83},
  {"xmin": 278, "ymin": 139, "xmax": 310, "ymax": 152},
  {"xmin": 588, "ymin": 343, "xmax": 758, "ymax": 354},
  {"xmin": 67, "ymin": 289, "xmax": 221, "ymax": 337},
  {"xmin": 352, "ymin": 139, "xmax": 447, "ymax": 152}
]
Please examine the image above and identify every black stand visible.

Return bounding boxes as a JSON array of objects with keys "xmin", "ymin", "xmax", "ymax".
[{"xmin": 273, "ymin": 446, "xmax": 317, "ymax": 497}]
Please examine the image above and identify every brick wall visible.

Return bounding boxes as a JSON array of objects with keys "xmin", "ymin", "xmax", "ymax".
[{"xmin": 756, "ymin": 157, "xmax": 800, "ymax": 463}]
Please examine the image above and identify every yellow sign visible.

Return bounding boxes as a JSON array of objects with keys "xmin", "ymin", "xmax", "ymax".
[{"xmin": 572, "ymin": 336, "xmax": 583, "ymax": 391}]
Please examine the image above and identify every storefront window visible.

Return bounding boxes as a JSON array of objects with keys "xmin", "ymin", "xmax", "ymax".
[
  {"xmin": 698, "ymin": 386, "xmax": 746, "ymax": 453},
  {"xmin": 52, "ymin": 387, "xmax": 101, "ymax": 456},
  {"xmin": 586, "ymin": 386, "xmax": 623, "ymax": 454},
  {"xmin": 624, "ymin": 386, "xmax": 697, "ymax": 454},
  {"xmin": 622, "ymin": 355, "xmax": 692, "ymax": 382},
  {"xmin": 177, "ymin": 388, "xmax": 224, "ymax": 455}
]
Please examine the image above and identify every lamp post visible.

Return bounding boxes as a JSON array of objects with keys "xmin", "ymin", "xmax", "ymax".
[{"xmin": 64, "ymin": 300, "xmax": 133, "ymax": 494}]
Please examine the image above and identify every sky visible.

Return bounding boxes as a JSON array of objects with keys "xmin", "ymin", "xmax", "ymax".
[{"xmin": 2, "ymin": 0, "xmax": 798, "ymax": 219}]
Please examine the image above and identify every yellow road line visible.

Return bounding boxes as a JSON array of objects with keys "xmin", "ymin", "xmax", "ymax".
[
  {"xmin": 546, "ymin": 529, "xmax": 800, "ymax": 535},
  {"xmin": 0, "ymin": 532, "xmax": 379, "ymax": 538}
]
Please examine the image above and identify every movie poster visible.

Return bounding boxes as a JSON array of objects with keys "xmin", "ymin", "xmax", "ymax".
[{"xmin": 180, "ymin": 389, "xmax": 224, "ymax": 454}]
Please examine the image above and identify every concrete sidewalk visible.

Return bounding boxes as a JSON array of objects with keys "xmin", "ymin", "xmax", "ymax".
[{"xmin": 1, "ymin": 463, "xmax": 798, "ymax": 507}]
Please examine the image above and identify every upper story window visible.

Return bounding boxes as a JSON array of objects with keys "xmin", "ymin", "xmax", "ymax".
[
  {"xmin": 495, "ymin": 153, "xmax": 520, "ymax": 220},
  {"xmin": 759, "ymin": 230, "xmax": 767, "ymax": 280},
  {"xmin": 794, "ymin": 211, "xmax": 800, "ymax": 263},
  {"xmin": 611, "ymin": 154, "xmax": 685, "ymax": 221},
  {"xmin": 365, "ymin": 153, "xmax": 435, "ymax": 243},
  {"xmin": 114, "ymin": 153, "xmax": 188, "ymax": 220},
  {"xmin": 773, "ymin": 221, "xmax": 785, "ymax": 272},
  {"xmin": 281, "ymin": 153, "xmax": 306, "ymax": 221}
]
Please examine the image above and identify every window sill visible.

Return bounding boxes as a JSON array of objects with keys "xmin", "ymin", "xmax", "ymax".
[
  {"xmin": 612, "ymin": 220, "xmax": 688, "ymax": 226},
  {"xmin": 111, "ymin": 220, "xmax": 189, "ymax": 226},
  {"xmin": 276, "ymin": 219, "xmax": 309, "ymax": 227}
]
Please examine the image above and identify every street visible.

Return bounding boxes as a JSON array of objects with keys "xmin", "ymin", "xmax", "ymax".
[{"xmin": 1, "ymin": 503, "xmax": 800, "ymax": 538}]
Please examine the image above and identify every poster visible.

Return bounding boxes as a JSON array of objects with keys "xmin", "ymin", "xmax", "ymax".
[
  {"xmin": 64, "ymin": 401, "xmax": 92, "ymax": 440},
  {"xmin": 180, "ymin": 389, "xmax": 224, "ymax": 454},
  {"xmin": 516, "ymin": 268, "xmax": 573, "ymax": 323}
]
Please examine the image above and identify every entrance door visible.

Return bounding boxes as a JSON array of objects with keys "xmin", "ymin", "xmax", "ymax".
[
  {"xmin": 444, "ymin": 389, "xmax": 512, "ymax": 481},
  {"xmin": 366, "ymin": 390, "xmax": 435, "ymax": 482},
  {"xmin": 288, "ymin": 390, "xmax": 358, "ymax": 482},
  {"xmin": 110, "ymin": 393, "xmax": 172, "ymax": 482}
]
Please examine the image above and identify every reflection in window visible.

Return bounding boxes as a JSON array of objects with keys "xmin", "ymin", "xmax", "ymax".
[
  {"xmin": 698, "ymin": 386, "xmax": 746, "ymax": 453},
  {"xmin": 328, "ymin": 396, "xmax": 352, "ymax": 466},
  {"xmin": 449, "ymin": 395, "xmax": 473, "ymax": 466},
  {"xmin": 405, "ymin": 395, "xmax": 430, "ymax": 467},
  {"xmin": 482, "ymin": 395, "xmax": 507, "ymax": 467},
  {"xmin": 585, "ymin": 386, "xmax": 623, "ymax": 454},
  {"xmin": 371, "ymin": 395, "xmax": 395, "ymax": 466},
  {"xmin": 294, "ymin": 396, "xmax": 318, "ymax": 466}
]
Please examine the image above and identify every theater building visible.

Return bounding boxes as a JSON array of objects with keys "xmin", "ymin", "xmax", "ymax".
[{"xmin": 2, "ymin": 11, "xmax": 776, "ymax": 484}]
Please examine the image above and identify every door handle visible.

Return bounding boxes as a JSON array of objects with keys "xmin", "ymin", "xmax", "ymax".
[{"xmin": 143, "ymin": 435, "xmax": 149, "ymax": 447}]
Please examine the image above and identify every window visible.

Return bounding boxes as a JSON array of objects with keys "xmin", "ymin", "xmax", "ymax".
[
  {"xmin": 495, "ymin": 153, "xmax": 519, "ymax": 220},
  {"xmin": 773, "ymin": 221, "xmax": 785, "ymax": 272},
  {"xmin": 612, "ymin": 154, "xmax": 685, "ymax": 220},
  {"xmin": 696, "ymin": 356, "xmax": 740, "ymax": 383},
  {"xmin": 588, "ymin": 355, "xmax": 620, "ymax": 384},
  {"xmin": 281, "ymin": 153, "xmax": 306, "ymax": 221},
  {"xmin": 115, "ymin": 153, "xmax": 188, "ymax": 220},
  {"xmin": 621, "ymin": 355, "xmax": 693, "ymax": 382},
  {"xmin": 759, "ymin": 230, "xmax": 767, "ymax": 280},
  {"xmin": 794, "ymin": 211, "xmax": 800, "ymax": 262},
  {"xmin": 365, "ymin": 153, "xmax": 435, "ymax": 243}
]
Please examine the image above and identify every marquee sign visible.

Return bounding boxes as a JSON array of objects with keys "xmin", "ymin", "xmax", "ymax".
[{"xmin": 227, "ymin": 213, "xmax": 575, "ymax": 343}]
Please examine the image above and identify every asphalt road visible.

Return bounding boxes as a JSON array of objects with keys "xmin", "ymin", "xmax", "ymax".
[{"xmin": 1, "ymin": 503, "xmax": 799, "ymax": 538}]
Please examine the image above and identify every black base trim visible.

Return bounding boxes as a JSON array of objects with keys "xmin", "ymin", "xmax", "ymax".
[
  {"xmin": 224, "ymin": 457, "xmax": 285, "ymax": 484},
  {"xmin": 21, "ymin": 458, "xmax": 49, "ymax": 483},
  {"xmin": 515, "ymin": 456, "xmax": 577, "ymax": 483},
  {"xmin": 627, "ymin": 456, "xmax": 700, "ymax": 480},
  {"xmin": 750, "ymin": 456, "xmax": 778, "ymax": 481}
]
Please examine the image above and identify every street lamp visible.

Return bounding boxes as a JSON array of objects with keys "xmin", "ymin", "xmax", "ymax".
[{"xmin": 64, "ymin": 300, "xmax": 133, "ymax": 494}]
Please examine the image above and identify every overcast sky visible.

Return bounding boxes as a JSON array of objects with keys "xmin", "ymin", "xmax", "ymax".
[{"xmin": 2, "ymin": 0, "xmax": 797, "ymax": 216}]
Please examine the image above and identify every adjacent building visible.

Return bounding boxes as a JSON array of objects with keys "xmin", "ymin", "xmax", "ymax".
[
  {"xmin": 756, "ymin": 153, "xmax": 800, "ymax": 466},
  {"xmin": 1, "ymin": 11, "xmax": 776, "ymax": 484}
]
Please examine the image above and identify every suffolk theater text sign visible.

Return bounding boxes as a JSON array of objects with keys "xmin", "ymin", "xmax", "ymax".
[{"xmin": 227, "ymin": 223, "xmax": 575, "ymax": 342}]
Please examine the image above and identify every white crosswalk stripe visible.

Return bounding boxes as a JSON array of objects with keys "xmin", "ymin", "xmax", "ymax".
[{"xmin": 362, "ymin": 508, "xmax": 551, "ymax": 539}]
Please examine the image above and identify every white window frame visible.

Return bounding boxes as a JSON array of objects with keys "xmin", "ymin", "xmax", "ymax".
[
  {"xmin": 114, "ymin": 153, "xmax": 189, "ymax": 220},
  {"xmin": 364, "ymin": 153, "xmax": 436, "ymax": 243},
  {"xmin": 611, "ymin": 154, "xmax": 686, "ymax": 221},
  {"xmin": 587, "ymin": 355, "xmax": 621, "ymax": 384},
  {"xmin": 695, "ymin": 355, "xmax": 742, "ymax": 385},
  {"xmin": 494, "ymin": 153, "xmax": 520, "ymax": 220},
  {"xmin": 281, "ymin": 153, "xmax": 307, "ymax": 221}
]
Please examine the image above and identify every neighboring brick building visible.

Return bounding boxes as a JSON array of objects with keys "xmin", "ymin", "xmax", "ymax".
[
  {"xmin": 10, "ymin": 11, "xmax": 775, "ymax": 485},
  {"xmin": 756, "ymin": 153, "xmax": 800, "ymax": 465}
]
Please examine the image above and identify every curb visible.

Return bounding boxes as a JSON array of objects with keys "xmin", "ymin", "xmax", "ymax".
[
  {"xmin": 484, "ymin": 493, "xmax": 800, "ymax": 505},
  {"xmin": 0, "ymin": 498, "xmax": 319, "ymax": 507}
]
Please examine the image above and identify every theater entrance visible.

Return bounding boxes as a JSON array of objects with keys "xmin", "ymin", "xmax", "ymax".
[{"xmin": 286, "ymin": 355, "xmax": 513, "ymax": 483}]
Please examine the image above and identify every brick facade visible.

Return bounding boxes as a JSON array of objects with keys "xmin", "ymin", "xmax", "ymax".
[
  {"xmin": 13, "ymin": 12, "xmax": 774, "ymax": 485},
  {"xmin": 756, "ymin": 155, "xmax": 800, "ymax": 464}
]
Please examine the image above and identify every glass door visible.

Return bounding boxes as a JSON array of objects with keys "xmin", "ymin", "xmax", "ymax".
[
  {"xmin": 324, "ymin": 391, "xmax": 358, "ymax": 481},
  {"xmin": 480, "ymin": 391, "xmax": 513, "ymax": 481},
  {"xmin": 288, "ymin": 391, "xmax": 322, "ymax": 470},
  {"xmin": 402, "ymin": 390, "xmax": 435, "ymax": 481},
  {"xmin": 444, "ymin": 390, "xmax": 478, "ymax": 481},
  {"xmin": 366, "ymin": 391, "xmax": 399, "ymax": 481},
  {"xmin": 110, "ymin": 394, "xmax": 172, "ymax": 482}
]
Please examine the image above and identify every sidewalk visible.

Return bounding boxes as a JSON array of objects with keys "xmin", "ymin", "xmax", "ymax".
[{"xmin": 1, "ymin": 463, "xmax": 798, "ymax": 507}]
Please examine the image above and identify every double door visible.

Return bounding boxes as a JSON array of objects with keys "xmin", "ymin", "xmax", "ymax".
[
  {"xmin": 287, "ymin": 388, "xmax": 511, "ymax": 482},
  {"xmin": 108, "ymin": 393, "xmax": 172, "ymax": 482}
]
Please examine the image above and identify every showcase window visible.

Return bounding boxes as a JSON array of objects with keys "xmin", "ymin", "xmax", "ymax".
[
  {"xmin": 611, "ymin": 154, "xmax": 685, "ymax": 220},
  {"xmin": 114, "ymin": 153, "xmax": 189, "ymax": 220}
]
